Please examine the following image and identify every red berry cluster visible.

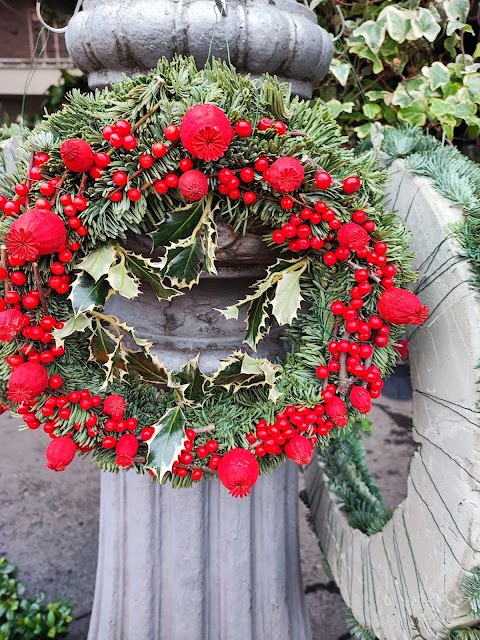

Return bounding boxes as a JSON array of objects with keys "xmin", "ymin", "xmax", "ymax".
[
  {"xmin": 171, "ymin": 430, "xmax": 222, "ymax": 482},
  {"xmin": 0, "ymin": 153, "xmax": 51, "ymax": 217},
  {"xmin": 102, "ymin": 119, "xmax": 138, "ymax": 151}
]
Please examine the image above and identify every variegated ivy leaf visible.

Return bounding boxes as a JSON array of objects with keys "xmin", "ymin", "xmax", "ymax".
[
  {"xmin": 271, "ymin": 261, "xmax": 307, "ymax": 326},
  {"xmin": 108, "ymin": 254, "xmax": 140, "ymax": 299},
  {"xmin": 89, "ymin": 321, "xmax": 128, "ymax": 388},
  {"xmin": 77, "ymin": 245, "xmax": 116, "ymax": 282},
  {"xmin": 211, "ymin": 351, "xmax": 282, "ymax": 393},
  {"xmin": 69, "ymin": 272, "xmax": 111, "ymax": 315},
  {"xmin": 52, "ymin": 313, "xmax": 93, "ymax": 348},
  {"xmin": 329, "ymin": 60, "xmax": 350, "ymax": 87},
  {"xmin": 146, "ymin": 407, "xmax": 187, "ymax": 481},
  {"xmin": 124, "ymin": 252, "xmax": 180, "ymax": 301}
]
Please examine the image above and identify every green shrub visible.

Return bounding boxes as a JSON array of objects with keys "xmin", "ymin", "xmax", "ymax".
[{"xmin": 0, "ymin": 558, "xmax": 72, "ymax": 639}]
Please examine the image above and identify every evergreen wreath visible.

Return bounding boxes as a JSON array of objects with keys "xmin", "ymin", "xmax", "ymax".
[{"xmin": 0, "ymin": 57, "xmax": 428, "ymax": 497}]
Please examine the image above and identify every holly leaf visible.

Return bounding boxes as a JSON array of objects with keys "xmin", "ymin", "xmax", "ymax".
[
  {"xmin": 210, "ymin": 351, "xmax": 282, "ymax": 392},
  {"xmin": 151, "ymin": 201, "xmax": 205, "ymax": 248},
  {"xmin": 124, "ymin": 252, "xmax": 180, "ymax": 301},
  {"xmin": 126, "ymin": 349, "xmax": 171, "ymax": 385},
  {"xmin": 244, "ymin": 289, "xmax": 274, "ymax": 350},
  {"xmin": 146, "ymin": 407, "xmax": 187, "ymax": 481},
  {"xmin": 271, "ymin": 261, "xmax": 307, "ymax": 326},
  {"xmin": 202, "ymin": 215, "xmax": 218, "ymax": 275},
  {"xmin": 69, "ymin": 272, "xmax": 110, "ymax": 315},
  {"xmin": 173, "ymin": 355, "xmax": 209, "ymax": 404},
  {"xmin": 52, "ymin": 313, "xmax": 93, "ymax": 348},
  {"xmin": 163, "ymin": 238, "xmax": 205, "ymax": 289},
  {"xmin": 89, "ymin": 321, "xmax": 127, "ymax": 387},
  {"xmin": 108, "ymin": 254, "xmax": 140, "ymax": 299},
  {"xmin": 77, "ymin": 245, "xmax": 116, "ymax": 281}
]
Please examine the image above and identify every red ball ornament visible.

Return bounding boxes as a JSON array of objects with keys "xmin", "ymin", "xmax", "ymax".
[
  {"xmin": 8, "ymin": 362, "xmax": 48, "ymax": 404},
  {"xmin": 60, "ymin": 138, "xmax": 95, "ymax": 173},
  {"xmin": 284, "ymin": 435, "xmax": 314, "ymax": 465},
  {"xmin": 45, "ymin": 436, "xmax": 77, "ymax": 472},
  {"xmin": 325, "ymin": 397, "xmax": 348, "ymax": 427},
  {"xmin": 267, "ymin": 157, "xmax": 304, "ymax": 193},
  {"xmin": 337, "ymin": 222, "xmax": 370, "ymax": 253},
  {"xmin": 349, "ymin": 386, "xmax": 372, "ymax": 414},
  {"xmin": 102, "ymin": 394, "xmax": 126, "ymax": 419},
  {"xmin": 0, "ymin": 309, "xmax": 25, "ymax": 342},
  {"xmin": 180, "ymin": 104, "xmax": 234, "ymax": 161},
  {"xmin": 178, "ymin": 169, "xmax": 209, "ymax": 201},
  {"xmin": 377, "ymin": 288, "xmax": 429, "ymax": 326},
  {"xmin": 343, "ymin": 176, "xmax": 361, "ymax": 194},
  {"xmin": 6, "ymin": 209, "xmax": 66, "ymax": 262},
  {"xmin": 115, "ymin": 433, "xmax": 139, "ymax": 468},
  {"xmin": 218, "ymin": 447, "xmax": 259, "ymax": 498}
]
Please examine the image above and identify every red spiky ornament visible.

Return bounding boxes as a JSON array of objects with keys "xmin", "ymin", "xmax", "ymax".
[
  {"xmin": 7, "ymin": 362, "xmax": 48, "ymax": 404},
  {"xmin": 102, "ymin": 394, "xmax": 126, "ymax": 419},
  {"xmin": 377, "ymin": 288, "xmax": 429, "ymax": 326},
  {"xmin": 178, "ymin": 169, "xmax": 209, "ymax": 201},
  {"xmin": 337, "ymin": 222, "xmax": 370, "ymax": 253},
  {"xmin": 180, "ymin": 104, "xmax": 234, "ymax": 161},
  {"xmin": 115, "ymin": 433, "xmax": 139, "ymax": 468},
  {"xmin": 60, "ymin": 138, "xmax": 95, "ymax": 173},
  {"xmin": 6, "ymin": 209, "xmax": 67, "ymax": 262},
  {"xmin": 0, "ymin": 309, "xmax": 25, "ymax": 342},
  {"xmin": 218, "ymin": 447, "xmax": 259, "ymax": 498},
  {"xmin": 45, "ymin": 436, "xmax": 77, "ymax": 472},
  {"xmin": 267, "ymin": 157, "xmax": 305, "ymax": 193},
  {"xmin": 284, "ymin": 435, "xmax": 314, "ymax": 465},
  {"xmin": 349, "ymin": 386, "xmax": 372, "ymax": 414},
  {"xmin": 325, "ymin": 397, "xmax": 348, "ymax": 427}
]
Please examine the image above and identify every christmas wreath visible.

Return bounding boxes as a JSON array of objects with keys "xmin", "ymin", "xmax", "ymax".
[{"xmin": 0, "ymin": 57, "xmax": 428, "ymax": 497}]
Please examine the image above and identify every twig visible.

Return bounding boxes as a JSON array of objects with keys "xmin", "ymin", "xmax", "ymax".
[
  {"xmin": 32, "ymin": 262, "xmax": 48, "ymax": 314},
  {"xmin": 347, "ymin": 259, "xmax": 381, "ymax": 283},
  {"xmin": 77, "ymin": 173, "xmax": 88, "ymax": 197},
  {"xmin": 25, "ymin": 151, "xmax": 35, "ymax": 207},
  {"xmin": 361, "ymin": 356, "xmax": 373, "ymax": 389},
  {"xmin": 176, "ymin": 463, "xmax": 218, "ymax": 475},
  {"xmin": 338, "ymin": 331, "xmax": 351, "ymax": 396},
  {"xmin": 51, "ymin": 170, "xmax": 69, "ymax": 206},
  {"xmin": 1, "ymin": 246, "xmax": 10, "ymax": 293},
  {"xmin": 193, "ymin": 423, "xmax": 216, "ymax": 435}
]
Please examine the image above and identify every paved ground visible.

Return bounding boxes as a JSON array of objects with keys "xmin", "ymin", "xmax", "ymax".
[{"xmin": 0, "ymin": 367, "xmax": 414, "ymax": 640}]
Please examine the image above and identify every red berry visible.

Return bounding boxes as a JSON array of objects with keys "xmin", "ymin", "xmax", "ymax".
[
  {"xmin": 186, "ymin": 429, "xmax": 196, "ymax": 441},
  {"xmin": 128, "ymin": 188, "xmax": 142, "ymax": 202},
  {"xmin": 103, "ymin": 436, "xmax": 117, "ymax": 449},
  {"xmin": 112, "ymin": 171, "xmax": 128, "ymax": 186},
  {"xmin": 141, "ymin": 427, "xmax": 154, "ymax": 441},
  {"xmin": 273, "ymin": 120, "xmax": 287, "ymax": 135},
  {"xmin": 164, "ymin": 125, "xmax": 180, "ymax": 141},
  {"xmin": 49, "ymin": 375, "xmax": 63, "ymax": 389},
  {"xmin": 39, "ymin": 182, "xmax": 55, "ymax": 197},
  {"xmin": 114, "ymin": 119, "xmax": 131, "ymax": 136},
  {"xmin": 109, "ymin": 133, "xmax": 124, "ymax": 148},
  {"xmin": 323, "ymin": 252, "xmax": 337, "ymax": 267},
  {"xmin": 10, "ymin": 271, "xmax": 26, "ymax": 286},
  {"xmin": 243, "ymin": 191, "xmax": 257, "ymax": 205},
  {"xmin": 165, "ymin": 174, "xmax": 179, "ymax": 188},
  {"xmin": 58, "ymin": 249, "xmax": 73, "ymax": 263},
  {"xmin": 315, "ymin": 172, "xmax": 332, "ymax": 189},
  {"xmin": 257, "ymin": 117, "xmax": 272, "ymax": 131},
  {"xmin": 192, "ymin": 469, "xmax": 203, "ymax": 481},
  {"xmin": 316, "ymin": 365, "xmax": 329, "ymax": 379},
  {"xmin": 139, "ymin": 154, "xmax": 154, "ymax": 169},
  {"xmin": 179, "ymin": 158, "xmax": 194, "ymax": 172},
  {"xmin": 235, "ymin": 120, "xmax": 253, "ymax": 137},
  {"xmin": 343, "ymin": 176, "xmax": 361, "ymax": 194},
  {"xmin": 254, "ymin": 158, "xmax": 269, "ymax": 172},
  {"xmin": 240, "ymin": 167, "xmax": 255, "ymax": 183},
  {"xmin": 94, "ymin": 152, "xmax": 111, "ymax": 168},
  {"xmin": 281, "ymin": 196, "xmax": 294, "ymax": 210},
  {"xmin": 154, "ymin": 180, "xmax": 168, "ymax": 194},
  {"xmin": 102, "ymin": 126, "xmax": 114, "ymax": 140},
  {"xmin": 272, "ymin": 230, "xmax": 286, "ymax": 244},
  {"xmin": 152, "ymin": 143, "xmax": 168, "ymax": 158},
  {"xmin": 124, "ymin": 135, "xmax": 138, "ymax": 150}
]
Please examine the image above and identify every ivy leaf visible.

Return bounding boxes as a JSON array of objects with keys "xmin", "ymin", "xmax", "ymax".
[
  {"xmin": 410, "ymin": 8, "xmax": 441, "ymax": 41},
  {"xmin": 271, "ymin": 261, "xmax": 307, "ymax": 326},
  {"xmin": 164, "ymin": 238, "xmax": 205, "ymax": 289},
  {"xmin": 329, "ymin": 60, "xmax": 350, "ymax": 87},
  {"xmin": 77, "ymin": 245, "xmax": 116, "ymax": 281},
  {"xmin": 324, "ymin": 99, "xmax": 355, "ymax": 120},
  {"xmin": 151, "ymin": 201, "xmax": 205, "ymax": 248},
  {"xmin": 69, "ymin": 272, "xmax": 110, "ymax": 315},
  {"xmin": 108, "ymin": 254, "xmax": 140, "ymax": 299},
  {"xmin": 398, "ymin": 99, "xmax": 428, "ymax": 126},
  {"xmin": 52, "ymin": 313, "xmax": 92, "ymax": 348},
  {"xmin": 362, "ymin": 103, "xmax": 382, "ymax": 120},
  {"xmin": 352, "ymin": 19, "xmax": 387, "ymax": 53},
  {"xmin": 146, "ymin": 407, "xmax": 187, "ymax": 481},
  {"xmin": 444, "ymin": 0, "xmax": 469, "ymax": 23},
  {"xmin": 380, "ymin": 6, "xmax": 411, "ymax": 44},
  {"xmin": 422, "ymin": 61, "xmax": 450, "ymax": 91},
  {"xmin": 124, "ymin": 252, "xmax": 180, "ymax": 301}
]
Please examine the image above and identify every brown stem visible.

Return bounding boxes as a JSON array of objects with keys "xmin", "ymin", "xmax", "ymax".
[
  {"xmin": 25, "ymin": 151, "xmax": 35, "ymax": 207},
  {"xmin": 32, "ymin": 262, "xmax": 48, "ymax": 314},
  {"xmin": 346, "ymin": 259, "xmax": 381, "ymax": 284},
  {"xmin": 131, "ymin": 98, "xmax": 164, "ymax": 133},
  {"xmin": 361, "ymin": 356, "xmax": 373, "ymax": 389},
  {"xmin": 193, "ymin": 423, "xmax": 216, "ymax": 435},
  {"xmin": 338, "ymin": 331, "xmax": 351, "ymax": 397},
  {"xmin": 51, "ymin": 170, "xmax": 69, "ymax": 207},
  {"xmin": 1, "ymin": 246, "xmax": 10, "ymax": 293},
  {"xmin": 77, "ymin": 174, "xmax": 88, "ymax": 197},
  {"xmin": 177, "ymin": 463, "xmax": 218, "ymax": 475}
]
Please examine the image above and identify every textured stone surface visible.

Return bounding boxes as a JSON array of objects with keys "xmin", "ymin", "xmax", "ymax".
[
  {"xmin": 65, "ymin": 0, "xmax": 333, "ymax": 98},
  {"xmin": 305, "ymin": 162, "xmax": 480, "ymax": 639}
]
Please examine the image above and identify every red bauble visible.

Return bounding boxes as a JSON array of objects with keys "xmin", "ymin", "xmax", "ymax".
[
  {"xmin": 178, "ymin": 169, "xmax": 209, "ymax": 201},
  {"xmin": 0, "ymin": 309, "xmax": 25, "ymax": 342},
  {"xmin": 45, "ymin": 436, "xmax": 77, "ymax": 472},
  {"xmin": 6, "ymin": 209, "xmax": 66, "ymax": 262},
  {"xmin": 377, "ymin": 288, "xmax": 429, "ymax": 326},
  {"xmin": 60, "ymin": 138, "xmax": 95, "ymax": 173},
  {"xmin": 218, "ymin": 447, "xmax": 259, "ymax": 498},
  {"xmin": 284, "ymin": 435, "xmax": 314, "ymax": 465},
  {"xmin": 102, "ymin": 394, "xmax": 126, "ymax": 419},
  {"xmin": 337, "ymin": 222, "xmax": 370, "ymax": 253},
  {"xmin": 115, "ymin": 433, "xmax": 139, "ymax": 468},
  {"xmin": 267, "ymin": 157, "xmax": 305, "ymax": 193},
  {"xmin": 8, "ymin": 362, "xmax": 48, "ymax": 404},
  {"xmin": 349, "ymin": 386, "xmax": 372, "ymax": 414},
  {"xmin": 325, "ymin": 397, "xmax": 348, "ymax": 427},
  {"xmin": 180, "ymin": 104, "xmax": 234, "ymax": 161}
]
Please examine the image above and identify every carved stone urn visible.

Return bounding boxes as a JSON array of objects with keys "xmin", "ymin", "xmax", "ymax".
[{"xmin": 66, "ymin": 0, "xmax": 332, "ymax": 98}]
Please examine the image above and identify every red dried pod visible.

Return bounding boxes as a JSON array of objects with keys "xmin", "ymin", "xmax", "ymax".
[
  {"xmin": 45, "ymin": 436, "xmax": 77, "ymax": 472},
  {"xmin": 178, "ymin": 169, "xmax": 209, "ymax": 201},
  {"xmin": 7, "ymin": 362, "xmax": 48, "ymax": 404},
  {"xmin": 102, "ymin": 394, "xmax": 127, "ymax": 420},
  {"xmin": 115, "ymin": 433, "xmax": 139, "ymax": 468},
  {"xmin": 180, "ymin": 104, "xmax": 234, "ymax": 161},
  {"xmin": 284, "ymin": 435, "xmax": 314, "ymax": 465},
  {"xmin": 6, "ymin": 209, "xmax": 67, "ymax": 262},
  {"xmin": 60, "ymin": 138, "xmax": 95, "ymax": 173},
  {"xmin": 378, "ymin": 287, "xmax": 429, "ymax": 326},
  {"xmin": 337, "ymin": 222, "xmax": 370, "ymax": 253},
  {"xmin": 267, "ymin": 157, "xmax": 305, "ymax": 193},
  {"xmin": 218, "ymin": 447, "xmax": 259, "ymax": 498},
  {"xmin": 325, "ymin": 397, "xmax": 348, "ymax": 427},
  {"xmin": 0, "ymin": 309, "xmax": 25, "ymax": 342},
  {"xmin": 349, "ymin": 385, "xmax": 372, "ymax": 414}
]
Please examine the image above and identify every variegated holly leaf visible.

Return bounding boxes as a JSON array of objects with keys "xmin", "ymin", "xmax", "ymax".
[
  {"xmin": 124, "ymin": 252, "xmax": 180, "ymax": 301},
  {"xmin": 146, "ymin": 406, "xmax": 187, "ymax": 481},
  {"xmin": 126, "ymin": 349, "xmax": 171, "ymax": 386},
  {"xmin": 271, "ymin": 260, "xmax": 307, "ymax": 325},
  {"xmin": 172, "ymin": 355, "xmax": 209, "ymax": 404},
  {"xmin": 151, "ymin": 201, "xmax": 206, "ymax": 248},
  {"xmin": 108, "ymin": 254, "xmax": 140, "ymax": 299},
  {"xmin": 244, "ymin": 289, "xmax": 275, "ymax": 350},
  {"xmin": 211, "ymin": 351, "xmax": 282, "ymax": 393},
  {"xmin": 163, "ymin": 237, "xmax": 205, "ymax": 289},
  {"xmin": 202, "ymin": 215, "xmax": 218, "ymax": 275},
  {"xmin": 77, "ymin": 245, "xmax": 116, "ymax": 281},
  {"xmin": 89, "ymin": 321, "xmax": 128, "ymax": 387},
  {"xmin": 52, "ymin": 313, "xmax": 93, "ymax": 348},
  {"xmin": 69, "ymin": 272, "xmax": 111, "ymax": 315}
]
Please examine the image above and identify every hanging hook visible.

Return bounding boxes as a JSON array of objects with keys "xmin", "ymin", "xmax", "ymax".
[
  {"xmin": 332, "ymin": 4, "xmax": 345, "ymax": 42},
  {"xmin": 35, "ymin": 0, "xmax": 84, "ymax": 34}
]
